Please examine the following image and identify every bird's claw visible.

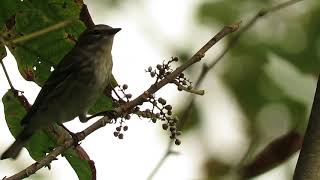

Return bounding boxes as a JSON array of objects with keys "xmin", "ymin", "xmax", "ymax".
[
  {"xmin": 104, "ymin": 110, "xmax": 119, "ymax": 119},
  {"xmin": 58, "ymin": 123, "xmax": 81, "ymax": 147},
  {"xmin": 69, "ymin": 132, "xmax": 81, "ymax": 147}
]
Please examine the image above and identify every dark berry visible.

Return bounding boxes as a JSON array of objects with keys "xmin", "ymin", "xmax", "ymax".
[
  {"xmin": 125, "ymin": 114, "xmax": 131, "ymax": 120},
  {"xmin": 150, "ymin": 72, "xmax": 156, "ymax": 77},
  {"xmin": 125, "ymin": 94, "xmax": 132, "ymax": 99},
  {"xmin": 162, "ymin": 124, "xmax": 168, "ymax": 130},
  {"xmin": 164, "ymin": 105, "xmax": 172, "ymax": 111},
  {"xmin": 170, "ymin": 127, "xmax": 176, "ymax": 132},
  {"xmin": 158, "ymin": 98, "xmax": 166, "ymax": 105},
  {"xmin": 122, "ymin": 84, "xmax": 128, "ymax": 90},
  {"xmin": 175, "ymin": 139, "xmax": 181, "ymax": 145},
  {"xmin": 123, "ymin": 126, "xmax": 128, "ymax": 131}
]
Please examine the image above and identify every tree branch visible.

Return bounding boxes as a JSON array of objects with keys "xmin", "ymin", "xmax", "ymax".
[
  {"xmin": 79, "ymin": 4, "xmax": 95, "ymax": 28},
  {"xmin": 147, "ymin": 0, "xmax": 304, "ymax": 179},
  {"xmin": 3, "ymin": 22, "xmax": 239, "ymax": 180},
  {"xmin": 293, "ymin": 74, "xmax": 320, "ymax": 179}
]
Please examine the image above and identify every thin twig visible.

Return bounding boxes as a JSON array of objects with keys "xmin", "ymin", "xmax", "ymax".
[
  {"xmin": 0, "ymin": 61, "xmax": 14, "ymax": 90},
  {"xmin": 172, "ymin": 80, "xmax": 205, "ymax": 95},
  {"xmin": 3, "ymin": 22, "xmax": 239, "ymax": 180},
  {"xmin": 146, "ymin": 0, "xmax": 303, "ymax": 179},
  {"xmin": 0, "ymin": 46, "xmax": 14, "ymax": 90},
  {"xmin": 4, "ymin": 19, "xmax": 75, "ymax": 45},
  {"xmin": 147, "ymin": 151, "xmax": 171, "ymax": 180}
]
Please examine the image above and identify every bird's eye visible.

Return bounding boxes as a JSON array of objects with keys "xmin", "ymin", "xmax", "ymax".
[{"xmin": 92, "ymin": 30, "xmax": 100, "ymax": 35}]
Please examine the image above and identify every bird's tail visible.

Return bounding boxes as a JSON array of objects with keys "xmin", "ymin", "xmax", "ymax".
[{"xmin": 1, "ymin": 129, "xmax": 33, "ymax": 160}]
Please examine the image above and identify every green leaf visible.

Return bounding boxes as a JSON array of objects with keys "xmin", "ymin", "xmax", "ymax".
[
  {"xmin": 0, "ymin": 0, "xmax": 85, "ymax": 85},
  {"xmin": 197, "ymin": 0, "xmax": 240, "ymax": 25},
  {"xmin": 64, "ymin": 148, "xmax": 94, "ymax": 180},
  {"xmin": 267, "ymin": 6, "xmax": 320, "ymax": 75},
  {"xmin": 197, "ymin": 1, "xmax": 273, "ymax": 25},
  {"xmin": 2, "ymin": 90, "xmax": 54, "ymax": 160},
  {"xmin": 89, "ymin": 95, "xmax": 113, "ymax": 115},
  {"xmin": 221, "ymin": 55, "xmax": 268, "ymax": 120},
  {"xmin": 221, "ymin": 54, "xmax": 310, "ymax": 131}
]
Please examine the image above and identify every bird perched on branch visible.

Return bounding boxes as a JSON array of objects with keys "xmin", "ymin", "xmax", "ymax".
[{"xmin": 1, "ymin": 24, "xmax": 121, "ymax": 159}]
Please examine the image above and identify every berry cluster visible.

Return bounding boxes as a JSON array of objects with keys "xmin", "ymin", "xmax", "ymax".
[
  {"xmin": 146, "ymin": 57, "xmax": 178, "ymax": 83},
  {"xmin": 146, "ymin": 57, "xmax": 193, "ymax": 93},
  {"xmin": 112, "ymin": 84, "xmax": 133, "ymax": 139},
  {"xmin": 137, "ymin": 95, "xmax": 181, "ymax": 145},
  {"xmin": 110, "ymin": 58, "xmax": 191, "ymax": 145},
  {"xmin": 113, "ymin": 123, "xmax": 129, "ymax": 139},
  {"xmin": 175, "ymin": 72, "xmax": 193, "ymax": 92},
  {"xmin": 112, "ymin": 113, "xmax": 131, "ymax": 140}
]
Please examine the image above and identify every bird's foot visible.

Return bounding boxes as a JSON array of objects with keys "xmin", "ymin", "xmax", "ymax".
[
  {"xmin": 58, "ymin": 123, "xmax": 81, "ymax": 147},
  {"xmin": 69, "ymin": 132, "xmax": 81, "ymax": 147}
]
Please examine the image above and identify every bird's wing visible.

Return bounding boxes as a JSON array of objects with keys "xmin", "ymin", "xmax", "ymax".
[{"xmin": 21, "ymin": 48, "xmax": 88, "ymax": 125}]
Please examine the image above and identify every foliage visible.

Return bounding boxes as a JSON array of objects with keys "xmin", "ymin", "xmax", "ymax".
[{"xmin": 195, "ymin": 0, "xmax": 318, "ymax": 179}]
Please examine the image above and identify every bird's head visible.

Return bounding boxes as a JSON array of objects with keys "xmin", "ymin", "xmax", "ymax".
[{"xmin": 77, "ymin": 24, "xmax": 121, "ymax": 48}]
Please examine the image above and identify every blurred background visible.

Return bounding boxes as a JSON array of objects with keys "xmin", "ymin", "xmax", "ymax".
[{"xmin": 0, "ymin": 0, "xmax": 318, "ymax": 179}]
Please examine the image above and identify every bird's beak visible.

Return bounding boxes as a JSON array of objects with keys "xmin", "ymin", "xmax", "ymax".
[{"xmin": 109, "ymin": 28, "xmax": 121, "ymax": 35}]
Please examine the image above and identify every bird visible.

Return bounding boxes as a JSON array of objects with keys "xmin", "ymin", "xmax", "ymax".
[{"xmin": 1, "ymin": 24, "xmax": 121, "ymax": 159}]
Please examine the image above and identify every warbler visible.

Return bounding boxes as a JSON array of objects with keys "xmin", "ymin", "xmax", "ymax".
[{"xmin": 1, "ymin": 24, "xmax": 121, "ymax": 159}]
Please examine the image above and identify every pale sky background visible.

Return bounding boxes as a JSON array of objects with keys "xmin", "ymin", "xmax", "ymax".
[{"xmin": 0, "ymin": 0, "xmax": 300, "ymax": 179}]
